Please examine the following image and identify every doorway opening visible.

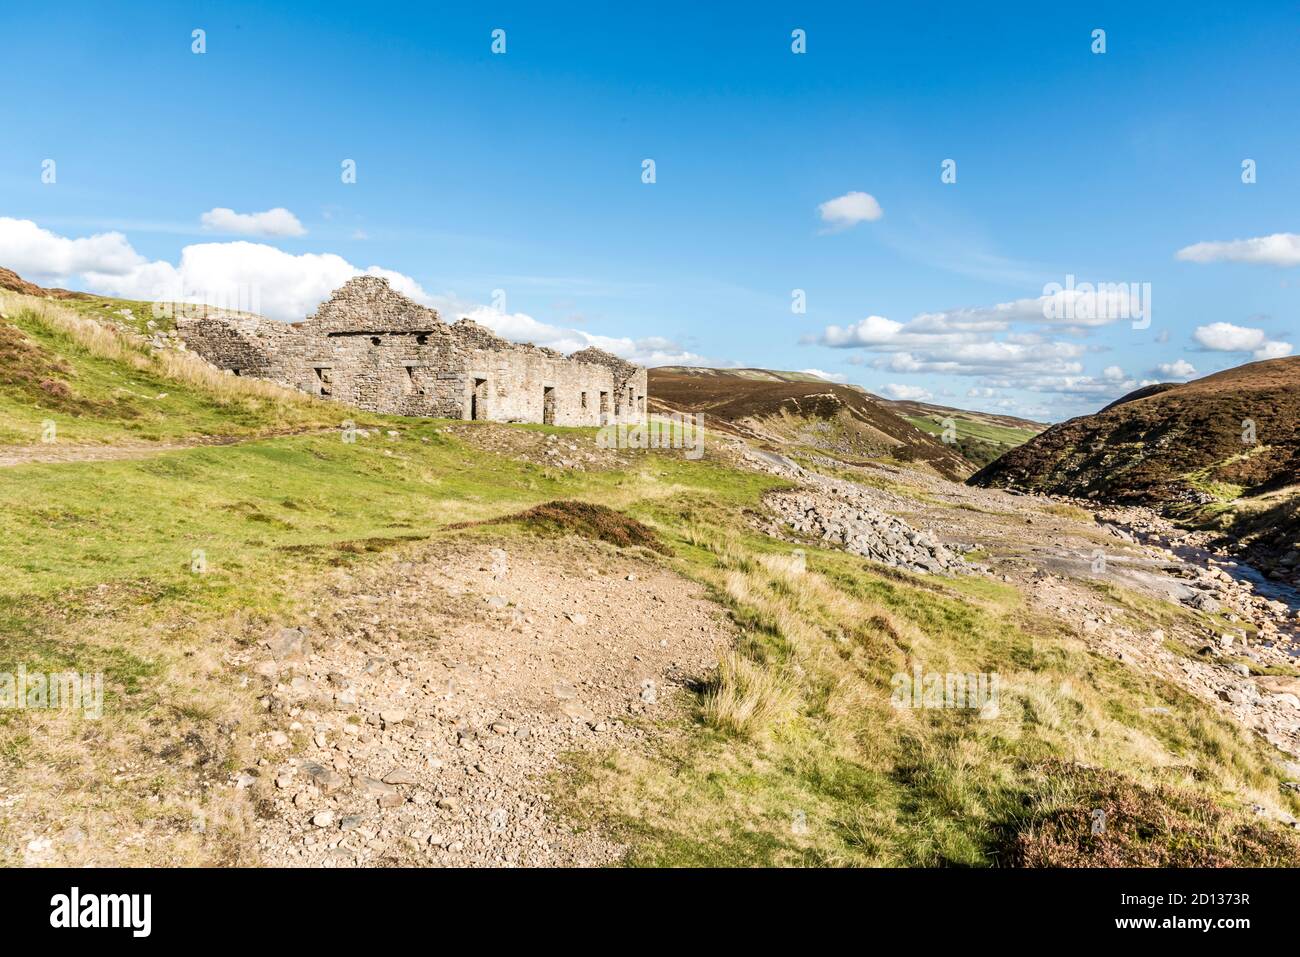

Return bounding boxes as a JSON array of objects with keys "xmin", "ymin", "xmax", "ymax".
[
  {"xmin": 543, "ymin": 386, "xmax": 556, "ymax": 425},
  {"xmin": 470, "ymin": 377, "xmax": 488, "ymax": 420}
]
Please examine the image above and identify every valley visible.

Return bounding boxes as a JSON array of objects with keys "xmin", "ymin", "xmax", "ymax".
[{"xmin": 1, "ymin": 284, "xmax": 1298, "ymax": 868}]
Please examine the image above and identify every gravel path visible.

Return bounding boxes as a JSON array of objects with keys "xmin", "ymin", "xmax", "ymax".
[{"xmin": 242, "ymin": 538, "xmax": 733, "ymax": 867}]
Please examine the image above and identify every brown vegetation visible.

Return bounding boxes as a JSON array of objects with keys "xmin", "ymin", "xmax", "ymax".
[
  {"xmin": 649, "ymin": 367, "xmax": 972, "ymax": 479},
  {"xmin": 1003, "ymin": 760, "xmax": 1300, "ymax": 867},
  {"xmin": 970, "ymin": 357, "xmax": 1300, "ymax": 504},
  {"xmin": 0, "ymin": 266, "xmax": 91, "ymax": 300},
  {"xmin": 450, "ymin": 499, "xmax": 669, "ymax": 552}
]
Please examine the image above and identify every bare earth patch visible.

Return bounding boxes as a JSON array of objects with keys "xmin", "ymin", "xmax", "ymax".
[{"xmin": 245, "ymin": 536, "xmax": 733, "ymax": 867}]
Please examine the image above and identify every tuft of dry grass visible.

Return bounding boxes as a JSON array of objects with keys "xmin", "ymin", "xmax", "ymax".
[{"xmin": 701, "ymin": 649, "xmax": 798, "ymax": 736}]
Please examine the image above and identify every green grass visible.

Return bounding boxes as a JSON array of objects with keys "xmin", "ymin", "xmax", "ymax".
[
  {"xmin": 905, "ymin": 414, "xmax": 1041, "ymax": 469},
  {"xmin": 59, "ymin": 293, "xmax": 177, "ymax": 335},
  {"xmin": 0, "ymin": 428, "xmax": 698, "ymax": 616},
  {"xmin": 561, "ymin": 523, "xmax": 1300, "ymax": 866},
  {"xmin": 905, "ymin": 415, "xmax": 1039, "ymax": 448}
]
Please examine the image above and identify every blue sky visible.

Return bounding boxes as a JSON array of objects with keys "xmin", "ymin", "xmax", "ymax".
[{"xmin": 2, "ymin": 1, "xmax": 1297, "ymax": 420}]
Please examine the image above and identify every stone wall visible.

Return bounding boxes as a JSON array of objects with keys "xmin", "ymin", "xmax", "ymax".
[{"xmin": 176, "ymin": 276, "xmax": 647, "ymax": 426}]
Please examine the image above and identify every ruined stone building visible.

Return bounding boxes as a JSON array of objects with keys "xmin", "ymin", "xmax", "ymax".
[{"xmin": 175, "ymin": 276, "xmax": 647, "ymax": 425}]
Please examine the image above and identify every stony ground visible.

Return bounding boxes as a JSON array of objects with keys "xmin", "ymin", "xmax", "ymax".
[
  {"xmin": 761, "ymin": 474, "xmax": 975, "ymax": 574},
  {"xmin": 754, "ymin": 455, "xmax": 1300, "ymax": 795},
  {"xmin": 241, "ymin": 537, "xmax": 733, "ymax": 867}
]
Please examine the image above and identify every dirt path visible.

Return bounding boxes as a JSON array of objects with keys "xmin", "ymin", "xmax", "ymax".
[
  {"xmin": 0, "ymin": 429, "xmax": 339, "ymax": 468},
  {"xmin": 0, "ymin": 440, "xmax": 215, "ymax": 468},
  {"xmin": 243, "ymin": 537, "xmax": 733, "ymax": 867}
]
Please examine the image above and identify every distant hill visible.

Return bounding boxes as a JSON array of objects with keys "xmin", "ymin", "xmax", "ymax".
[
  {"xmin": 970, "ymin": 358, "xmax": 1300, "ymax": 502},
  {"xmin": 969, "ymin": 356, "xmax": 1300, "ymax": 573},
  {"xmin": 882, "ymin": 399, "xmax": 1045, "ymax": 469},
  {"xmin": 649, "ymin": 366, "xmax": 976, "ymax": 479},
  {"xmin": 653, "ymin": 367, "xmax": 845, "ymax": 385},
  {"xmin": 0, "ymin": 266, "xmax": 92, "ymax": 301}
]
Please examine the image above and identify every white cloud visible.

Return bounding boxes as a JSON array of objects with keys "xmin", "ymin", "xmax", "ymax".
[
  {"xmin": 0, "ymin": 217, "xmax": 144, "ymax": 279},
  {"xmin": 80, "ymin": 240, "xmax": 434, "ymax": 321},
  {"xmin": 879, "ymin": 383, "xmax": 932, "ymax": 401},
  {"xmin": 1192, "ymin": 321, "xmax": 1292, "ymax": 360},
  {"xmin": 460, "ymin": 305, "xmax": 708, "ymax": 367},
  {"xmin": 1254, "ymin": 339, "xmax": 1294, "ymax": 360},
  {"xmin": 1020, "ymin": 373, "xmax": 1139, "ymax": 398},
  {"xmin": 1155, "ymin": 359, "xmax": 1197, "ymax": 379},
  {"xmin": 798, "ymin": 368, "xmax": 848, "ymax": 383},
  {"xmin": 817, "ymin": 191, "xmax": 883, "ymax": 230},
  {"xmin": 809, "ymin": 290, "xmax": 1167, "ymax": 405},
  {"xmin": 4, "ymin": 218, "xmax": 721, "ymax": 367},
  {"xmin": 1193, "ymin": 322, "xmax": 1265, "ymax": 352},
  {"xmin": 1176, "ymin": 233, "xmax": 1300, "ymax": 267},
  {"xmin": 200, "ymin": 207, "xmax": 306, "ymax": 237},
  {"xmin": 821, "ymin": 314, "xmax": 903, "ymax": 346}
]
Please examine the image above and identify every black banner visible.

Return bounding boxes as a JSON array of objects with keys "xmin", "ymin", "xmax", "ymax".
[{"xmin": 0, "ymin": 867, "xmax": 1281, "ymax": 942}]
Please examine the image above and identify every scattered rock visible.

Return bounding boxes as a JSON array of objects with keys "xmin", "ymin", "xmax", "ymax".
[
  {"xmin": 764, "ymin": 480, "xmax": 971, "ymax": 574},
  {"xmin": 301, "ymin": 761, "xmax": 346, "ymax": 795},
  {"xmin": 266, "ymin": 626, "xmax": 312, "ymax": 663},
  {"xmin": 356, "ymin": 776, "xmax": 404, "ymax": 807}
]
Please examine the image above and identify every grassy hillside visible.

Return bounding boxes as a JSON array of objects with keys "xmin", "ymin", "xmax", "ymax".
[
  {"xmin": 971, "ymin": 358, "xmax": 1300, "ymax": 503},
  {"xmin": 898, "ymin": 408, "xmax": 1043, "ymax": 469},
  {"xmin": 1, "ymin": 291, "xmax": 1297, "ymax": 867},
  {"xmin": 0, "ymin": 288, "xmax": 381, "ymax": 446}
]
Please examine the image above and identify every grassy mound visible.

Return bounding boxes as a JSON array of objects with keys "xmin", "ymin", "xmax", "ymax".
[{"xmin": 452, "ymin": 499, "xmax": 668, "ymax": 553}]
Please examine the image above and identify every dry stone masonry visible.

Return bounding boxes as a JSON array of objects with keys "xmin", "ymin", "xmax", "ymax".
[{"xmin": 176, "ymin": 276, "xmax": 647, "ymax": 425}]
